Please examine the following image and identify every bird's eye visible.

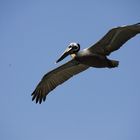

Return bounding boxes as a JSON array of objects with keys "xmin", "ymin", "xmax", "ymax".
[{"xmin": 74, "ymin": 46, "xmax": 78, "ymax": 49}]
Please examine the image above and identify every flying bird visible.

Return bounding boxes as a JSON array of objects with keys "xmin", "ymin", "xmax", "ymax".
[{"xmin": 31, "ymin": 23, "xmax": 140, "ymax": 104}]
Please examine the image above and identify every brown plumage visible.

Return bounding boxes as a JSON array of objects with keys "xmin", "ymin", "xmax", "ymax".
[{"xmin": 31, "ymin": 23, "xmax": 140, "ymax": 104}]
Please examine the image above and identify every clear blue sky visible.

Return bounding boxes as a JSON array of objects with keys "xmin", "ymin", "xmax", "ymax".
[{"xmin": 0, "ymin": 0, "xmax": 140, "ymax": 140}]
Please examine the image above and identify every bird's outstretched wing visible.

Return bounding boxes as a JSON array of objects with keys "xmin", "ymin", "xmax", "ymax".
[
  {"xmin": 88, "ymin": 23, "xmax": 140, "ymax": 55},
  {"xmin": 31, "ymin": 60, "xmax": 89, "ymax": 104}
]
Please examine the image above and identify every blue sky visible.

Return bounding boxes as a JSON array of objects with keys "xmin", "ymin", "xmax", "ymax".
[{"xmin": 0, "ymin": 0, "xmax": 140, "ymax": 140}]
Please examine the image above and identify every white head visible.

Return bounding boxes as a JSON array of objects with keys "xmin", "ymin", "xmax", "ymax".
[{"xmin": 56, "ymin": 42, "xmax": 80, "ymax": 63}]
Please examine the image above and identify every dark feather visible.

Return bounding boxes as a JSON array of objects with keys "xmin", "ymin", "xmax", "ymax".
[
  {"xmin": 31, "ymin": 59, "xmax": 89, "ymax": 104},
  {"xmin": 88, "ymin": 23, "xmax": 140, "ymax": 55}
]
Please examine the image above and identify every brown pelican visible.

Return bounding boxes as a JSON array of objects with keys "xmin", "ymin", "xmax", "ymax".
[{"xmin": 31, "ymin": 23, "xmax": 140, "ymax": 104}]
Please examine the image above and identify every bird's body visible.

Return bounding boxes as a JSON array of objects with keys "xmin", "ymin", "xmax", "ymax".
[
  {"xmin": 31, "ymin": 23, "xmax": 140, "ymax": 104},
  {"xmin": 73, "ymin": 50, "xmax": 117, "ymax": 68}
]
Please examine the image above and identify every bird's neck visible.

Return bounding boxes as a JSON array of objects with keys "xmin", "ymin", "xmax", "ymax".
[{"xmin": 70, "ymin": 53, "xmax": 77, "ymax": 58}]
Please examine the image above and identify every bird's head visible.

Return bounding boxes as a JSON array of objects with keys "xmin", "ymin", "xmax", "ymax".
[{"xmin": 56, "ymin": 42, "xmax": 80, "ymax": 63}]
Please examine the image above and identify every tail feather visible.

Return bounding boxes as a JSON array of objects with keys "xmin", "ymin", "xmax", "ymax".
[{"xmin": 108, "ymin": 60, "xmax": 119, "ymax": 68}]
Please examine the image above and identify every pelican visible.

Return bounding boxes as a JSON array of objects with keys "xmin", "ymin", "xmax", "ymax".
[{"xmin": 31, "ymin": 23, "xmax": 140, "ymax": 104}]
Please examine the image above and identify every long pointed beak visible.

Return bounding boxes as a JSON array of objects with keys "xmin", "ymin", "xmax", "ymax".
[{"xmin": 56, "ymin": 47, "xmax": 72, "ymax": 63}]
